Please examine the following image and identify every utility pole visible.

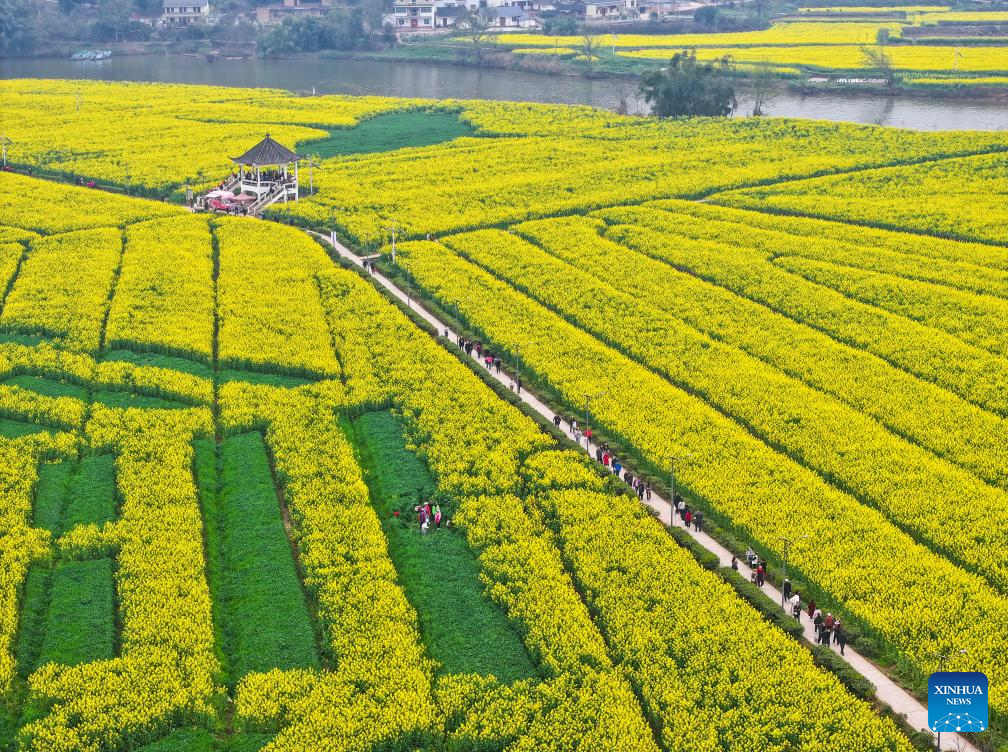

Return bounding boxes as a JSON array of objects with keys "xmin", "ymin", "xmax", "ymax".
[
  {"xmin": 585, "ymin": 390, "xmax": 608, "ymax": 450},
  {"xmin": 668, "ymin": 453, "xmax": 693, "ymax": 525},
  {"xmin": 0, "ymin": 134, "xmax": 10, "ymax": 169},
  {"xmin": 75, "ymin": 90, "xmax": 81, "ymax": 112},
  {"xmin": 385, "ymin": 223, "xmax": 397, "ymax": 264},
  {"xmin": 778, "ymin": 534, "xmax": 808, "ymax": 607},
  {"xmin": 307, "ymin": 154, "xmax": 320, "ymax": 195}
]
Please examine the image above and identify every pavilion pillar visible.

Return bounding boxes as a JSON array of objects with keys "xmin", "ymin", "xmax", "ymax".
[{"xmin": 294, "ymin": 160, "xmax": 299, "ymax": 201}]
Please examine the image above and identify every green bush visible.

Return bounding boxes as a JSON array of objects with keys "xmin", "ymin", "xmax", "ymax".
[{"xmin": 810, "ymin": 646, "xmax": 875, "ymax": 701}]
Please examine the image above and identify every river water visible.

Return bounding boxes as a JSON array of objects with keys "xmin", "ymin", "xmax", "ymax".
[{"xmin": 3, "ymin": 54, "xmax": 1008, "ymax": 130}]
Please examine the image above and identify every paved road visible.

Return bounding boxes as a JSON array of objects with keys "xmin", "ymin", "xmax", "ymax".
[{"xmin": 315, "ymin": 230, "xmax": 977, "ymax": 752}]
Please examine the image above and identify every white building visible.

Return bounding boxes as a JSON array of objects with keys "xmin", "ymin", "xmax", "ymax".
[
  {"xmin": 493, "ymin": 5, "xmax": 538, "ymax": 26},
  {"xmin": 387, "ymin": 0, "xmax": 541, "ymax": 31},
  {"xmin": 161, "ymin": 0, "xmax": 210, "ymax": 25},
  {"xmin": 584, "ymin": 0, "xmax": 639, "ymax": 20}
]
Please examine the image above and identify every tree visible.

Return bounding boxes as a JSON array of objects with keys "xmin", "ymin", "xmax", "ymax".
[
  {"xmin": 0, "ymin": 0, "xmax": 36, "ymax": 55},
  {"xmin": 859, "ymin": 44, "xmax": 898, "ymax": 86},
  {"xmin": 639, "ymin": 49, "xmax": 736, "ymax": 118},
  {"xmin": 542, "ymin": 14, "xmax": 579, "ymax": 35},
  {"xmin": 96, "ymin": 0, "xmax": 134, "ymax": 42},
  {"xmin": 455, "ymin": 7, "xmax": 494, "ymax": 63},
  {"xmin": 258, "ymin": 11, "xmax": 375, "ymax": 56},
  {"xmin": 747, "ymin": 58, "xmax": 776, "ymax": 116},
  {"xmin": 578, "ymin": 33, "xmax": 600, "ymax": 75},
  {"xmin": 693, "ymin": 5, "xmax": 717, "ymax": 26}
]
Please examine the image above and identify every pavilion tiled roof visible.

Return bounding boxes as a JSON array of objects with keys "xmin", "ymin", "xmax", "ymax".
[{"xmin": 231, "ymin": 134, "xmax": 304, "ymax": 165}]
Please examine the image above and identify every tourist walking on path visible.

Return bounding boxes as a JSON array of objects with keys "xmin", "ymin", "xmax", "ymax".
[
  {"xmin": 782, "ymin": 578, "xmax": 792, "ymax": 601},
  {"xmin": 434, "ymin": 504, "xmax": 442, "ymax": 529},
  {"xmin": 790, "ymin": 592, "xmax": 802, "ymax": 621},
  {"xmin": 693, "ymin": 510, "xmax": 703, "ymax": 533},
  {"xmin": 834, "ymin": 622, "xmax": 846, "ymax": 655}
]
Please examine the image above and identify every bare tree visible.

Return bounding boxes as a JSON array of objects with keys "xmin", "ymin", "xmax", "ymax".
[
  {"xmin": 615, "ymin": 84, "xmax": 630, "ymax": 115},
  {"xmin": 578, "ymin": 33, "xmax": 600, "ymax": 76},
  {"xmin": 456, "ymin": 7, "xmax": 495, "ymax": 63},
  {"xmin": 748, "ymin": 59, "xmax": 777, "ymax": 116},
  {"xmin": 859, "ymin": 44, "xmax": 898, "ymax": 86}
]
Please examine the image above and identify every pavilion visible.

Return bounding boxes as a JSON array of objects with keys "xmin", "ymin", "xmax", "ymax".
[{"xmin": 229, "ymin": 134, "xmax": 305, "ymax": 208}]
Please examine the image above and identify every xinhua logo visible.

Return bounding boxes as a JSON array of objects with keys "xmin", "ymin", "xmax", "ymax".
[{"xmin": 929, "ymin": 672, "xmax": 988, "ymax": 733}]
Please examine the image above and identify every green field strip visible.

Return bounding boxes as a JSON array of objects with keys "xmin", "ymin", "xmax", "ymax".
[
  {"xmin": 32, "ymin": 454, "xmax": 117, "ymax": 538},
  {"xmin": 216, "ymin": 369, "xmax": 314, "ymax": 390},
  {"xmin": 130, "ymin": 729, "xmax": 270, "ymax": 752},
  {"xmin": 215, "ymin": 432, "xmax": 320, "ymax": 683},
  {"xmin": 216, "ymin": 734, "xmax": 271, "ymax": 752},
  {"xmin": 4, "ymin": 371, "xmax": 193, "ymax": 413},
  {"xmin": 298, "ymin": 110, "xmax": 477, "ymax": 159},
  {"xmin": 32, "ymin": 460, "xmax": 73, "ymax": 534},
  {"xmin": 36, "ymin": 558, "xmax": 116, "ymax": 668},
  {"xmin": 17, "ymin": 457, "xmax": 118, "ymax": 677},
  {"xmin": 15, "ymin": 462, "xmax": 73, "ymax": 678},
  {"xmin": 0, "ymin": 418, "xmax": 52, "ymax": 440},
  {"xmin": 0, "ymin": 705, "xmax": 16, "ymax": 752},
  {"xmin": 347, "ymin": 411, "xmax": 537, "ymax": 682},
  {"xmin": 3, "ymin": 375, "xmax": 89, "ymax": 402},
  {"xmin": 61, "ymin": 455, "xmax": 117, "ymax": 535},
  {"xmin": 90, "ymin": 390, "xmax": 190, "ymax": 411},
  {"xmin": 192, "ymin": 437, "xmax": 230, "ymax": 685},
  {"xmin": 134, "ymin": 729, "xmax": 215, "ymax": 752},
  {"xmin": 14, "ymin": 564, "xmax": 51, "ymax": 681},
  {"xmin": 0, "ymin": 332, "xmax": 44, "ymax": 348},
  {"xmin": 102, "ymin": 349, "xmax": 214, "ymax": 380}
]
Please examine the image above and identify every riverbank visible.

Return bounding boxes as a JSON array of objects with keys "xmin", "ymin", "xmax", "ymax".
[
  {"xmin": 328, "ymin": 40, "xmax": 1008, "ymax": 100},
  {"xmin": 3, "ymin": 54, "xmax": 1008, "ymax": 129}
]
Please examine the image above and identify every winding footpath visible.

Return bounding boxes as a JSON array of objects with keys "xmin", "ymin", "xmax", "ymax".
[{"xmin": 315, "ymin": 230, "xmax": 978, "ymax": 752}]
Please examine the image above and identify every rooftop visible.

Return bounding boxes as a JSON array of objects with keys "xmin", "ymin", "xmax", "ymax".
[{"xmin": 231, "ymin": 134, "xmax": 305, "ymax": 166}]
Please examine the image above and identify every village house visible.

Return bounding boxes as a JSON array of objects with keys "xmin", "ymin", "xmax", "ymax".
[
  {"xmin": 255, "ymin": 0, "xmax": 331, "ymax": 24},
  {"xmin": 161, "ymin": 0, "xmax": 210, "ymax": 25}
]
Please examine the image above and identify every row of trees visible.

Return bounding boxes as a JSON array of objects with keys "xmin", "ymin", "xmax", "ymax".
[{"xmin": 257, "ymin": 7, "xmax": 388, "ymax": 56}]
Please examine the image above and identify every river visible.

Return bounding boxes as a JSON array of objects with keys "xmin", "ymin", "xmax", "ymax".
[{"xmin": 3, "ymin": 54, "xmax": 1008, "ymax": 130}]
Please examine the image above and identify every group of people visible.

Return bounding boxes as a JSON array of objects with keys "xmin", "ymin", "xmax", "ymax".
[
  {"xmin": 413, "ymin": 501, "xmax": 443, "ymax": 533},
  {"xmin": 458, "ymin": 337, "xmax": 500, "ymax": 372},
  {"xmin": 785, "ymin": 585, "xmax": 848, "ymax": 653},
  {"xmin": 734, "ymin": 547, "xmax": 769, "ymax": 586},
  {"xmin": 243, "ymin": 167, "xmax": 293, "ymax": 184},
  {"xmin": 674, "ymin": 495, "xmax": 703, "ymax": 531},
  {"xmin": 455, "ymin": 336, "xmax": 524, "ymax": 393}
]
